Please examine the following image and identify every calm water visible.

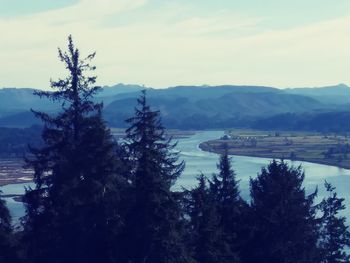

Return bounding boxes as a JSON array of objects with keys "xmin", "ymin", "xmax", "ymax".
[
  {"xmin": 3, "ymin": 130, "xmax": 350, "ymax": 223},
  {"xmin": 177, "ymin": 131, "xmax": 350, "ymax": 218}
]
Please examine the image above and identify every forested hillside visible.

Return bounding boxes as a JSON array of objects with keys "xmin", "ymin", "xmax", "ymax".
[
  {"xmin": 104, "ymin": 89, "xmax": 324, "ymax": 129},
  {"xmin": 2, "ymin": 83, "xmax": 349, "ymax": 130},
  {"xmin": 253, "ymin": 111, "xmax": 350, "ymax": 132}
]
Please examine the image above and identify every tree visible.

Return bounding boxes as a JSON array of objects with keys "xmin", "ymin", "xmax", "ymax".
[
  {"xmin": 248, "ymin": 160, "xmax": 320, "ymax": 263},
  {"xmin": 209, "ymin": 148, "xmax": 244, "ymax": 262},
  {"xmin": 185, "ymin": 174, "xmax": 229, "ymax": 263},
  {"xmin": 319, "ymin": 181, "xmax": 350, "ymax": 263},
  {"xmin": 0, "ymin": 193, "xmax": 17, "ymax": 263},
  {"xmin": 122, "ymin": 90, "xmax": 192, "ymax": 263},
  {"xmin": 22, "ymin": 36, "xmax": 124, "ymax": 263}
]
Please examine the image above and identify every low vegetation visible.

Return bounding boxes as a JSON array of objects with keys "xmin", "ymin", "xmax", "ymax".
[
  {"xmin": 0, "ymin": 159, "xmax": 32, "ymax": 186},
  {"xmin": 200, "ymin": 130, "xmax": 350, "ymax": 169}
]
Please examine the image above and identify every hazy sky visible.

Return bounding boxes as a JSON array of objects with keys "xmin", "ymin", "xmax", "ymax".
[{"xmin": 1, "ymin": 0, "xmax": 350, "ymax": 89}]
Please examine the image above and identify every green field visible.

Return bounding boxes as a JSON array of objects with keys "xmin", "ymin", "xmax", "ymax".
[{"xmin": 199, "ymin": 130, "xmax": 350, "ymax": 169}]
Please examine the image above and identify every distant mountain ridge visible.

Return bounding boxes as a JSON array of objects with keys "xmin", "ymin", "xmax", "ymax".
[
  {"xmin": 285, "ymin": 84, "xmax": 350, "ymax": 105},
  {"xmin": 0, "ymin": 83, "xmax": 349, "ymax": 129}
]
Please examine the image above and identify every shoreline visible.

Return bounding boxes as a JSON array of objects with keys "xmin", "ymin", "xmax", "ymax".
[
  {"xmin": 199, "ymin": 142, "xmax": 350, "ymax": 170},
  {"xmin": 0, "ymin": 178, "xmax": 33, "ymax": 187},
  {"xmin": 2, "ymin": 194, "xmax": 23, "ymax": 203}
]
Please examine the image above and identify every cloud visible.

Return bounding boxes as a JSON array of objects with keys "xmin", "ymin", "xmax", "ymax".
[{"xmin": 0, "ymin": 0, "xmax": 349, "ymax": 89}]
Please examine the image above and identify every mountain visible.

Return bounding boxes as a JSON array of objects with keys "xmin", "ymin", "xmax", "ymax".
[
  {"xmin": 98, "ymin": 83, "xmax": 144, "ymax": 97},
  {"xmin": 0, "ymin": 83, "xmax": 346, "ymax": 130},
  {"xmin": 286, "ymin": 84, "xmax": 350, "ymax": 105},
  {"xmin": 0, "ymin": 84, "xmax": 144, "ymax": 124},
  {"xmin": 96, "ymin": 83, "xmax": 144, "ymax": 104},
  {"xmin": 106, "ymin": 85, "xmax": 283, "ymax": 101},
  {"xmin": 103, "ymin": 86, "xmax": 325, "ymax": 129},
  {"xmin": 0, "ymin": 84, "xmax": 144, "ymax": 116},
  {"xmin": 0, "ymin": 88, "xmax": 56, "ymax": 116},
  {"xmin": 0, "ymin": 111, "xmax": 42, "ymax": 128}
]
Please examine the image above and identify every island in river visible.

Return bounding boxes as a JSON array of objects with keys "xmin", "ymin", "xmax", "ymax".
[{"xmin": 199, "ymin": 129, "xmax": 350, "ymax": 169}]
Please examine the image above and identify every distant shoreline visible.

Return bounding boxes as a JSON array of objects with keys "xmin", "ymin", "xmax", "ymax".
[
  {"xmin": 199, "ymin": 140, "xmax": 350, "ymax": 170},
  {"xmin": 0, "ymin": 130, "xmax": 197, "ymax": 188},
  {"xmin": 0, "ymin": 158, "xmax": 33, "ymax": 187},
  {"xmin": 0, "ymin": 177, "xmax": 32, "ymax": 187}
]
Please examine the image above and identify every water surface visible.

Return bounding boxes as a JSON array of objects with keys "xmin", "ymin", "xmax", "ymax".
[{"xmin": 3, "ymin": 130, "xmax": 350, "ymax": 223}]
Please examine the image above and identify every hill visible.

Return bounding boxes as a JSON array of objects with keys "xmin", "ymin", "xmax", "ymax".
[
  {"xmin": 0, "ymin": 88, "xmax": 57, "ymax": 117},
  {"xmin": 103, "ymin": 86, "xmax": 325, "ymax": 129},
  {"xmin": 0, "ymin": 83, "xmax": 348, "ymax": 130},
  {"xmin": 252, "ymin": 111, "xmax": 350, "ymax": 132},
  {"xmin": 286, "ymin": 84, "xmax": 350, "ymax": 105}
]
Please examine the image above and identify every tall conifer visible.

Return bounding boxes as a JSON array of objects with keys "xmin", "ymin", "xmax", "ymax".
[
  {"xmin": 22, "ymin": 36, "xmax": 123, "ymax": 263},
  {"xmin": 185, "ymin": 174, "xmax": 230, "ymax": 263},
  {"xmin": 319, "ymin": 181, "xmax": 350, "ymax": 263},
  {"xmin": 123, "ymin": 90, "xmax": 192, "ymax": 263},
  {"xmin": 209, "ymin": 149, "xmax": 242, "ymax": 262},
  {"xmin": 0, "ymin": 193, "xmax": 17, "ymax": 263},
  {"xmin": 249, "ymin": 160, "xmax": 320, "ymax": 263}
]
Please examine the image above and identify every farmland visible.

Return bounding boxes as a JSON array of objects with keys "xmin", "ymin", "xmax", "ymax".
[
  {"xmin": 200, "ymin": 130, "xmax": 350, "ymax": 169},
  {"xmin": 0, "ymin": 158, "xmax": 32, "ymax": 186}
]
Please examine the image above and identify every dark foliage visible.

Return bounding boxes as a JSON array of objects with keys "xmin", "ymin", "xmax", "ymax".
[
  {"xmin": 185, "ymin": 173, "xmax": 237, "ymax": 263},
  {"xmin": 21, "ymin": 36, "xmax": 124, "ymax": 263},
  {"xmin": 209, "ymin": 149, "xmax": 244, "ymax": 262},
  {"xmin": 121, "ymin": 90, "xmax": 192, "ymax": 263},
  {"xmin": 0, "ymin": 194, "xmax": 18, "ymax": 263},
  {"xmin": 319, "ymin": 181, "xmax": 350, "ymax": 263},
  {"xmin": 248, "ymin": 160, "xmax": 321, "ymax": 263}
]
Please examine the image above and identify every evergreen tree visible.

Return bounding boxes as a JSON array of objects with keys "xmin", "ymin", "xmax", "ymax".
[
  {"xmin": 185, "ymin": 174, "xmax": 229, "ymax": 263},
  {"xmin": 319, "ymin": 181, "xmax": 350, "ymax": 263},
  {"xmin": 210, "ymin": 148, "xmax": 241, "ymax": 229},
  {"xmin": 248, "ymin": 160, "xmax": 320, "ymax": 263},
  {"xmin": 22, "ymin": 36, "xmax": 124, "ymax": 263},
  {"xmin": 123, "ymin": 90, "xmax": 192, "ymax": 263},
  {"xmin": 209, "ymin": 148, "xmax": 243, "ymax": 262},
  {"xmin": 0, "ymin": 193, "xmax": 17, "ymax": 263}
]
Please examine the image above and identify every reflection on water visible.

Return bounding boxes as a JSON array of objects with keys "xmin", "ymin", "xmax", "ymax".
[{"xmin": 3, "ymin": 130, "xmax": 350, "ymax": 224}]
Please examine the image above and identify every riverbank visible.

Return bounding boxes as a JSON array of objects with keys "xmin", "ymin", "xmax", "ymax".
[
  {"xmin": 4, "ymin": 130, "xmax": 350, "ymax": 224},
  {"xmin": 199, "ymin": 130, "xmax": 350, "ymax": 170},
  {"xmin": 0, "ymin": 159, "xmax": 33, "ymax": 186},
  {"xmin": 111, "ymin": 128, "xmax": 196, "ymax": 139}
]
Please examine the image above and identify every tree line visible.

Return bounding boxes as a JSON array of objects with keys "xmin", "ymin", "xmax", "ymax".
[
  {"xmin": 0, "ymin": 126, "xmax": 41, "ymax": 157},
  {"xmin": 0, "ymin": 37, "xmax": 349, "ymax": 263}
]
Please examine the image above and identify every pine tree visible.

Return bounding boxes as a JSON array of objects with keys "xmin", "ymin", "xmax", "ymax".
[
  {"xmin": 185, "ymin": 174, "xmax": 229, "ymax": 263},
  {"xmin": 22, "ymin": 36, "xmax": 124, "ymax": 263},
  {"xmin": 0, "ymin": 193, "xmax": 17, "ymax": 263},
  {"xmin": 210, "ymin": 148, "xmax": 241, "ymax": 229},
  {"xmin": 209, "ymin": 148, "xmax": 243, "ymax": 262},
  {"xmin": 319, "ymin": 181, "xmax": 350, "ymax": 263},
  {"xmin": 123, "ymin": 90, "xmax": 192, "ymax": 263},
  {"xmin": 248, "ymin": 160, "xmax": 320, "ymax": 263}
]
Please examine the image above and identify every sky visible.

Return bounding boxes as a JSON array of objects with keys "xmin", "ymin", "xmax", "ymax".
[{"xmin": 1, "ymin": 0, "xmax": 350, "ymax": 89}]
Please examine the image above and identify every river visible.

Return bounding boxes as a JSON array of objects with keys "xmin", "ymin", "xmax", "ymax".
[{"xmin": 3, "ymin": 130, "xmax": 350, "ymax": 223}]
